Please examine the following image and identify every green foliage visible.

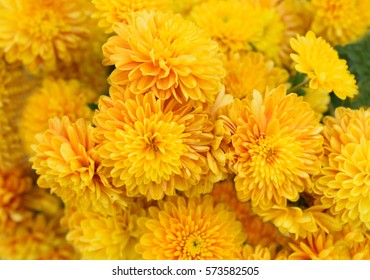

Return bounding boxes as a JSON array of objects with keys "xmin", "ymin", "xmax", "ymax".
[{"xmin": 335, "ymin": 33, "xmax": 370, "ymax": 109}]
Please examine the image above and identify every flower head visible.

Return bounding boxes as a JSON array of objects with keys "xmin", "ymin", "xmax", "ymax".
[
  {"xmin": 308, "ymin": 0, "xmax": 369, "ymax": 46},
  {"xmin": 102, "ymin": 10, "xmax": 225, "ymax": 104},
  {"xmin": 190, "ymin": 0, "xmax": 262, "ymax": 53},
  {"xmin": 315, "ymin": 107, "xmax": 370, "ymax": 232},
  {"xmin": 290, "ymin": 31, "xmax": 358, "ymax": 100},
  {"xmin": 0, "ymin": 213, "xmax": 76, "ymax": 260},
  {"xmin": 136, "ymin": 195, "xmax": 245, "ymax": 259},
  {"xmin": 92, "ymin": 0, "xmax": 172, "ymax": 33},
  {"xmin": 223, "ymin": 51, "xmax": 288, "ymax": 99},
  {"xmin": 20, "ymin": 78, "xmax": 97, "ymax": 155},
  {"xmin": 288, "ymin": 229, "xmax": 350, "ymax": 260},
  {"xmin": 0, "ymin": 0, "xmax": 93, "ymax": 73},
  {"xmin": 228, "ymin": 85, "xmax": 323, "ymax": 210},
  {"xmin": 93, "ymin": 86, "xmax": 225, "ymax": 200},
  {"xmin": 65, "ymin": 200, "xmax": 145, "ymax": 259},
  {"xmin": 31, "ymin": 116, "xmax": 127, "ymax": 216}
]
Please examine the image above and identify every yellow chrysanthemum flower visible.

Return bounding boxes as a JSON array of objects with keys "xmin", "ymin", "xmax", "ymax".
[
  {"xmin": 254, "ymin": 0, "xmax": 309, "ymax": 67},
  {"xmin": 253, "ymin": 203, "xmax": 343, "ymax": 239},
  {"xmin": 92, "ymin": 0, "xmax": 172, "ymax": 33},
  {"xmin": 0, "ymin": 213, "xmax": 77, "ymax": 260},
  {"xmin": 308, "ymin": 0, "xmax": 369, "ymax": 46},
  {"xmin": 20, "ymin": 78, "xmax": 97, "ymax": 155},
  {"xmin": 288, "ymin": 229, "xmax": 350, "ymax": 260},
  {"xmin": 0, "ymin": 166, "xmax": 32, "ymax": 233},
  {"xmin": 65, "ymin": 200, "xmax": 144, "ymax": 260},
  {"xmin": 136, "ymin": 195, "xmax": 245, "ymax": 259},
  {"xmin": 190, "ymin": 0, "xmax": 264, "ymax": 53},
  {"xmin": 0, "ymin": 0, "xmax": 93, "ymax": 74},
  {"xmin": 223, "ymin": 51, "xmax": 289, "ymax": 99},
  {"xmin": 0, "ymin": 56, "xmax": 34, "ymax": 168},
  {"xmin": 227, "ymin": 85, "xmax": 323, "ymax": 210},
  {"xmin": 31, "ymin": 116, "xmax": 127, "ymax": 216},
  {"xmin": 290, "ymin": 31, "xmax": 358, "ymax": 100},
  {"xmin": 93, "ymin": 86, "xmax": 225, "ymax": 200},
  {"xmin": 103, "ymin": 10, "xmax": 225, "ymax": 104},
  {"xmin": 302, "ymin": 88, "xmax": 330, "ymax": 120},
  {"xmin": 315, "ymin": 107, "xmax": 370, "ymax": 232}
]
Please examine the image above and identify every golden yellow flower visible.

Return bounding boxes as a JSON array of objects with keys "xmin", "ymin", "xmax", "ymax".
[
  {"xmin": 315, "ymin": 107, "xmax": 370, "ymax": 232},
  {"xmin": 0, "ymin": 166, "xmax": 32, "ymax": 233},
  {"xmin": 136, "ymin": 195, "xmax": 245, "ymax": 259},
  {"xmin": 228, "ymin": 85, "xmax": 323, "ymax": 210},
  {"xmin": 31, "ymin": 116, "xmax": 127, "ymax": 216},
  {"xmin": 20, "ymin": 78, "xmax": 97, "ymax": 156},
  {"xmin": 103, "ymin": 10, "xmax": 225, "ymax": 104},
  {"xmin": 253, "ymin": 203, "xmax": 343, "ymax": 239},
  {"xmin": 288, "ymin": 229, "xmax": 350, "ymax": 260},
  {"xmin": 308, "ymin": 0, "xmax": 369, "ymax": 46},
  {"xmin": 92, "ymin": 0, "xmax": 172, "ymax": 33},
  {"xmin": 0, "ymin": 213, "xmax": 77, "ymax": 260},
  {"xmin": 290, "ymin": 31, "xmax": 358, "ymax": 100},
  {"xmin": 65, "ymin": 200, "xmax": 144, "ymax": 260},
  {"xmin": 190, "ymin": 0, "xmax": 264, "ymax": 53},
  {"xmin": 0, "ymin": 55, "xmax": 35, "ymax": 168},
  {"xmin": 94, "ymin": 86, "xmax": 225, "ymax": 200},
  {"xmin": 223, "ymin": 51, "xmax": 289, "ymax": 99},
  {"xmin": 0, "ymin": 0, "xmax": 92, "ymax": 74},
  {"xmin": 302, "ymin": 88, "xmax": 330, "ymax": 120}
]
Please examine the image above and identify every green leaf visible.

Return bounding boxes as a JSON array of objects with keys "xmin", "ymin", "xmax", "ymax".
[{"xmin": 335, "ymin": 33, "xmax": 370, "ymax": 109}]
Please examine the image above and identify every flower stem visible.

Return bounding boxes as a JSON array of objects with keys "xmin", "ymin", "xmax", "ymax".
[{"xmin": 288, "ymin": 77, "xmax": 310, "ymax": 93}]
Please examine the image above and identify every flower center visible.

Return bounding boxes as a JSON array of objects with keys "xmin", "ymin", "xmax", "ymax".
[
  {"xmin": 184, "ymin": 235, "xmax": 205, "ymax": 258},
  {"xmin": 249, "ymin": 135, "xmax": 276, "ymax": 163}
]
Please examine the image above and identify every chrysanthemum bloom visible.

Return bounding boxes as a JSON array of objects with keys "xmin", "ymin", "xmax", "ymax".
[
  {"xmin": 136, "ymin": 195, "xmax": 245, "ymax": 259},
  {"xmin": 190, "ymin": 0, "xmax": 265, "ymax": 53},
  {"xmin": 290, "ymin": 31, "xmax": 358, "ymax": 100},
  {"xmin": 223, "ymin": 51, "xmax": 289, "ymax": 99},
  {"xmin": 315, "ymin": 107, "xmax": 370, "ymax": 232},
  {"xmin": 253, "ymin": 203, "xmax": 342, "ymax": 239},
  {"xmin": 20, "ymin": 78, "xmax": 97, "ymax": 156},
  {"xmin": 31, "ymin": 116, "xmax": 127, "ymax": 216},
  {"xmin": 302, "ymin": 88, "xmax": 330, "ymax": 120},
  {"xmin": 65, "ymin": 200, "xmax": 145, "ymax": 259},
  {"xmin": 227, "ymin": 85, "xmax": 323, "ymax": 210},
  {"xmin": 0, "ymin": 0, "xmax": 93, "ymax": 74},
  {"xmin": 92, "ymin": 0, "xmax": 172, "ymax": 33},
  {"xmin": 308, "ymin": 0, "xmax": 369, "ymax": 46},
  {"xmin": 0, "ymin": 213, "xmax": 77, "ymax": 260},
  {"xmin": 93, "ymin": 86, "xmax": 225, "ymax": 200},
  {"xmin": 0, "ymin": 55, "xmax": 34, "ymax": 168},
  {"xmin": 103, "ymin": 10, "xmax": 225, "ymax": 104},
  {"xmin": 288, "ymin": 229, "xmax": 350, "ymax": 260},
  {"xmin": 0, "ymin": 166, "xmax": 32, "ymax": 233},
  {"xmin": 212, "ymin": 179, "xmax": 285, "ymax": 247},
  {"xmin": 239, "ymin": 0, "xmax": 288, "ymax": 64},
  {"xmin": 256, "ymin": 0, "xmax": 309, "ymax": 67}
]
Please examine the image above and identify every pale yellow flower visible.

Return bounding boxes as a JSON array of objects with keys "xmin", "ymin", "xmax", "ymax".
[{"xmin": 290, "ymin": 31, "xmax": 358, "ymax": 100}]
